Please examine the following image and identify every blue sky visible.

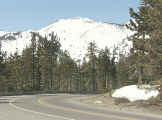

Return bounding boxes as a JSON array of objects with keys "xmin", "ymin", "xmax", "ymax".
[{"xmin": 1, "ymin": 0, "xmax": 140, "ymax": 32}]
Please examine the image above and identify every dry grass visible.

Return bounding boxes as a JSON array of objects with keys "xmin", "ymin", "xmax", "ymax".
[{"xmin": 115, "ymin": 97, "xmax": 130, "ymax": 105}]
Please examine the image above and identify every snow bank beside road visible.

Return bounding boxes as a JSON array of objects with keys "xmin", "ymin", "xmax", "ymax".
[{"xmin": 112, "ymin": 85, "xmax": 159, "ymax": 101}]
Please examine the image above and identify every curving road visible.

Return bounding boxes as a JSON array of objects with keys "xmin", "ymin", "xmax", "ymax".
[{"xmin": 0, "ymin": 94, "xmax": 162, "ymax": 120}]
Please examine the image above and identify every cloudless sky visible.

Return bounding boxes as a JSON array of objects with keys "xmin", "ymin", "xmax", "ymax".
[{"xmin": 1, "ymin": 0, "xmax": 140, "ymax": 32}]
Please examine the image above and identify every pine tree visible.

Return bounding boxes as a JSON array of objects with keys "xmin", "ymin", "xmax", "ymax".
[
  {"xmin": 80, "ymin": 57, "xmax": 90, "ymax": 91},
  {"xmin": 58, "ymin": 57, "xmax": 66, "ymax": 91},
  {"xmin": 58, "ymin": 50, "xmax": 70, "ymax": 91},
  {"xmin": 126, "ymin": 0, "xmax": 153, "ymax": 84},
  {"xmin": 4, "ymin": 49, "xmax": 24, "ymax": 91},
  {"xmin": 30, "ymin": 33, "xmax": 37, "ymax": 90},
  {"xmin": 111, "ymin": 56, "xmax": 117, "ymax": 89},
  {"xmin": 0, "ymin": 51, "xmax": 7, "ymax": 92},
  {"xmin": 11, "ymin": 49, "xmax": 22, "ymax": 91},
  {"xmin": 97, "ymin": 47, "xmax": 111, "ymax": 92},
  {"xmin": 48, "ymin": 32, "xmax": 60, "ymax": 90},
  {"xmin": 21, "ymin": 46, "xmax": 33, "ymax": 91},
  {"xmin": 86, "ymin": 42, "xmax": 98, "ymax": 92},
  {"xmin": 116, "ymin": 55, "xmax": 125, "ymax": 88},
  {"xmin": 147, "ymin": 0, "xmax": 162, "ymax": 84},
  {"xmin": 74, "ymin": 60, "xmax": 81, "ymax": 91},
  {"xmin": 128, "ymin": 48, "xmax": 143, "ymax": 85},
  {"xmin": 35, "ymin": 36, "xmax": 43, "ymax": 90},
  {"xmin": 39, "ymin": 36, "xmax": 49, "ymax": 90}
]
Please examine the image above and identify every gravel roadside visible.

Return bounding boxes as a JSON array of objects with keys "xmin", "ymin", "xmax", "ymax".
[{"xmin": 74, "ymin": 93, "xmax": 162, "ymax": 115}]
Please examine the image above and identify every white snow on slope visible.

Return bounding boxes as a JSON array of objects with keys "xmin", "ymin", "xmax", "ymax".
[
  {"xmin": 38, "ymin": 17, "xmax": 134, "ymax": 61},
  {"xmin": 0, "ymin": 31, "xmax": 9, "ymax": 36},
  {"xmin": 1, "ymin": 31, "xmax": 34, "ymax": 55},
  {"xmin": 0, "ymin": 17, "xmax": 134, "ymax": 61},
  {"xmin": 112, "ymin": 85, "xmax": 159, "ymax": 101}
]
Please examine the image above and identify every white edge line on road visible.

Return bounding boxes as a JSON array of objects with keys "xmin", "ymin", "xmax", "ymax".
[{"xmin": 9, "ymin": 97, "xmax": 75, "ymax": 120}]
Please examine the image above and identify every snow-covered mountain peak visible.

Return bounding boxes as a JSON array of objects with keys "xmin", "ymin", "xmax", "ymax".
[
  {"xmin": 38, "ymin": 17, "xmax": 101, "ymax": 33},
  {"xmin": 0, "ymin": 17, "xmax": 134, "ymax": 62},
  {"xmin": 71, "ymin": 17, "xmax": 95, "ymax": 22}
]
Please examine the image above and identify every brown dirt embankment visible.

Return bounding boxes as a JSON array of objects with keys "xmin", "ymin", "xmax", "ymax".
[{"xmin": 74, "ymin": 93, "xmax": 162, "ymax": 115}]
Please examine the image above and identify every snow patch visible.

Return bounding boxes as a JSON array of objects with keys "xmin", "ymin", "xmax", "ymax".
[{"xmin": 112, "ymin": 85, "xmax": 159, "ymax": 102}]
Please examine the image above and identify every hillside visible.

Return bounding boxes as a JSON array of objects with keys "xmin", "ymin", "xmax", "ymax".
[{"xmin": 0, "ymin": 17, "xmax": 134, "ymax": 61}]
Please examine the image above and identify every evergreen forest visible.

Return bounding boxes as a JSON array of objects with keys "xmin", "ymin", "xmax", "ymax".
[{"xmin": 1, "ymin": 0, "xmax": 162, "ymax": 94}]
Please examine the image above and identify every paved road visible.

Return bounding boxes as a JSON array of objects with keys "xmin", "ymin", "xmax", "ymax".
[{"xmin": 0, "ymin": 94, "xmax": 162, "ymax": 120}]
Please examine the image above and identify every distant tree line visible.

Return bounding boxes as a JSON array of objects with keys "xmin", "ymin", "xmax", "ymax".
[
  {"xmin": 1, "ymin": 0, "xmax": 162, "ymax": 96},
  {"xmin": 0, "ymin": 31, "xmax": 133, "ymax": 93}
]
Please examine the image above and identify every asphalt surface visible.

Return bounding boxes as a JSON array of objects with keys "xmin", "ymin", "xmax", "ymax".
[{"xmin": 0, "ymin": 93, "xmax": 162, "ymax": 120}]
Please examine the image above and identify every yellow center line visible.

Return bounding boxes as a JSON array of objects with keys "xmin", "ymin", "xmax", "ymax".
[{"xmin": 38, "ymin": 97, "xmax": 137, "ymax": 120}]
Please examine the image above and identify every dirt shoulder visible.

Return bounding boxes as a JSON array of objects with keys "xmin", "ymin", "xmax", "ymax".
[{"xmin": 74, "ymin": 93, "xmax": 162, "ymax": 115}]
